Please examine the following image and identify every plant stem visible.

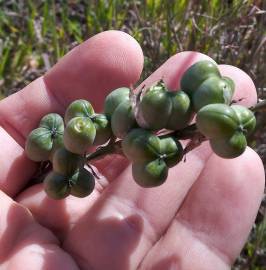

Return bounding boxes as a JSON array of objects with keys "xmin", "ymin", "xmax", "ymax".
[
  {"xmin": 86, "ymin": 140, "xmax": 123, "ymax": 162},
  {"xmin": 86, "ymin": 124, "xmax": 204, "ymax": 163}
]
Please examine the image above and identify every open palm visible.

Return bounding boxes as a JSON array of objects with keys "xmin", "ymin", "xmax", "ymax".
[{"xmin": 0, "ymin": 31, "xmax": 264, "ymax": 270}]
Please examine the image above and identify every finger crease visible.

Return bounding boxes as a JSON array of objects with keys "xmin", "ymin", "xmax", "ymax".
[
  {"xmin": 175, "ymin": 218, "xmax": 232, "ymax": 266},
  {"xmin": 43, "ymin": 78, "xmax": 66, "ymax": 113},
  {"xmin": 0, "ymin": 120, "xmax": 26, "ymax": 146}
]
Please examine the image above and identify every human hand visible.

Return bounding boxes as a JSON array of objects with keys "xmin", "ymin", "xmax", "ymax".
[{"xmin": 0, "ymin": 31, "xmax": 264, "ymax": 270}]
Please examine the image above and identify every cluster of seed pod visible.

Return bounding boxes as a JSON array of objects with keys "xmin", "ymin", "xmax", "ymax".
[
  {"xmin": 181, "ymin": 60, "xmax": 256, "ymax": 159},
  {"xmin": 25, "ymin": 60, "xmax": 256, "ymax": 199},
  {"xmin": 25, "ymin": 101, "xmax": 112, "ymax": 199}
]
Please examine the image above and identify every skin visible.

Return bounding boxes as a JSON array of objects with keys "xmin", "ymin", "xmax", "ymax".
[{"xmin": 0, "ymin": 31, "xmax": 264, "ymax": 270}]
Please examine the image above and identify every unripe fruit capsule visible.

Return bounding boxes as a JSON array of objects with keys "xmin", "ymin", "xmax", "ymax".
[
  {"xmin": 92, "ymin": 114, "xmax": 112, "ymax": 145},
  {"xmin": 231, "ymin": 105, "xmax": 256, "ymax": 136},
  {"xmin": 26, "ymin": 128, "xmax": 57, "ymax": 161},
  {"xmin": 132, "ymin": 159, "xmax": 168, "ymax": 187},
  {"xmin": 64, "ymin": 117, "xmax": 96, "ymax": 154},
  {"xmin": 210, "ymin": 132, "xmax": 247, "ymax": 159},
  {"xmin": 104, "ymin": 87, "xmax": 130, "ymax": 118},
  {"xmin": 70, "ymin": 168, "xmax": 95, "ymax": 198},
  {"xmin": 159, "ymin": 137, "xmax": 183, "ymax": 167},
  {"xmin": 64, "ymin": 99, "xmax": 94, "ymax": 124},
  {"xmin": 196, "ymin": 104, "xmax": 238, "ymax": 139},
  {"xmin": 166, "ymin": 90, "xmax": 193, "ymax": 130},
  {"xmin": 53, "ymin": 147, "xmax": 84, "ymax": 176},
  {"xmin": 122, "ymin": 128, "xmax": 161, "ymax": 162},
  {"xmin": 25, "ymin": 113, "xmax": 64, "ymax": 162},
  {"xmin": 181, "ymin": 60, "xmax": 221, "ymax": 95},
  {"xmin": 138, "ymin": 86, "xmax": 172, "ymax": 130},
  {"xmin": 192, "ymin": 76, "xmax": 235, "ymax": 112},
  {"xmin": 44, "ymin": 171, "xmax": 70, "ymax": 200},
  {"xmin": 111, "ymin": 100, "xmax": 137, "ymax": 139},
  {"xmin": 223, "ymin": 76, "xmax": 235, "ymax": 96}
]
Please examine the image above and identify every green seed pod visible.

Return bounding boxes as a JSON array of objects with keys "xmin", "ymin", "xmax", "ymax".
[
  {"xmin": 104, "ymin": 87, "xmax": 130, "ymax": 118},
  {"xmin": 53, "ymin": 147, "xmax": 84, "ymax": 176},
  {"xmin": 138, "ymin": 86, "xmax": 172, "ymax": 130},
  {"xmin": 122, "ymin": 128, "xmax": 160, "ymax": 162},
  {"xmin": 192, "ymin": 76, "xmax": 235, "ymax": 112},
  {"xmin": 196, "ymin": 104, "xmax": 238, "ymax": 139},
  {"xmin": 70, "ymin": 168, "xmax": 95, "ymax": 198},
  {"xmin": 25, "ymin": 113, "xmax": 64, "ymax": 162},
  {"xmin": 64, "ymin": 99, "xmax": 94, "ymax": 124},
  {"xmin": 159, "ymin": 137, "xmax": 183, "ymax": 167},
  {"xmin": 180, "ymin": 60, "xmax": 221, "ymax": 95},
  {"xmin": 44, "ymin": 171, "xmax": 70, "ymax": 200},
  {"xmin": 132, "ymin": 159, "xmax": 168, "ymax": 188},
  {"xmin": 92, "ymin": 114, "xmax": 112, "ymax": 145},
  {"xmin": 111, "ymin": 100, "xmax": 137, "ymax": 139},
  {"xmin": 39, "ymin": 113, "xmax": 64, "ymax": 133},
  {"xmin": 166, "ymin": 90, "xmax": 194, "ymax": 130},
  {"xmin": 231, "ymin": 105, "xmax": 256, "ymax": 136},
  {"xmin": 222, "ymin": 76, "xmax": 235, "ymax": 96},
  {"xmin": 210, "ymin": 132, "xmax": 247, "ymax": 159},
  {"xmin": 64, "ymin": 117, "xmax": 96, "ymax": 154},
  {"xmin": 26, "ymin": 128, "xmax": 56, "ymax": 161}
]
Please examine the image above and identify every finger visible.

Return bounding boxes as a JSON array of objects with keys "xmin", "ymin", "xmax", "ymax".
[
  {"xmin": 219, "ymin": 64, "xmax": 257, "ymax": 107},
  {"xmin": 0, "ymin": 127, "xmax": 37, "ymax": 196},
  {"xmin": 139, "ymin": 148, "xmax": 265, "ymax": 270},
  {"xmin": 0, "ymin": 191, "xmax": 79, "ymax": 269},
  {"xmin": 0, "ymin": 30, "xmax": 143, "ymax": 196}
]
